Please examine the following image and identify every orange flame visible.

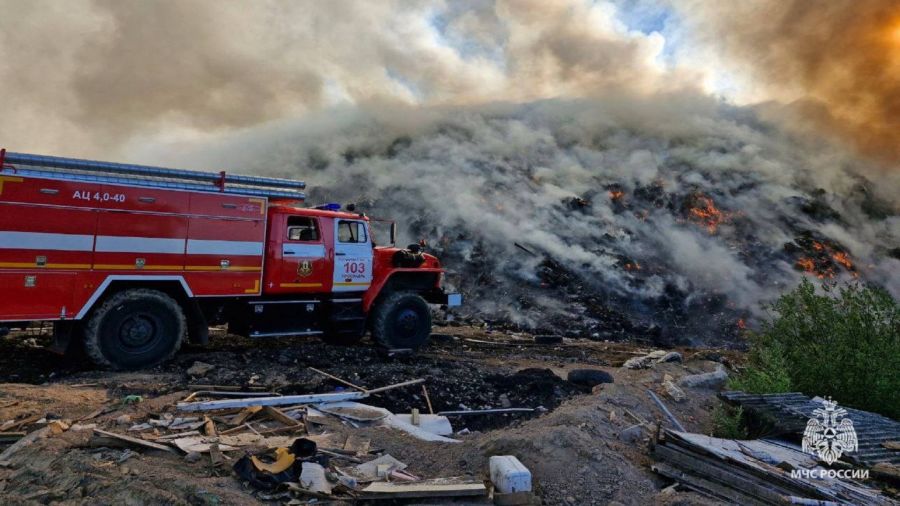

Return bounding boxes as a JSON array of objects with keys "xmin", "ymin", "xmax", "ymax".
[
  {"xmin": 609, "ymin": 190, "xmax": 624, "ymax": 201},
  {"xmin": 737, "ymin": 318, "xmax": 747, "ymax": 330},
  {"xmin": 688, "ymin": 195, "xmax": 726, "ymax": 234},
  {"xmin": 832, "ymin": 251, "xmax": 853, "ymax": 270}
]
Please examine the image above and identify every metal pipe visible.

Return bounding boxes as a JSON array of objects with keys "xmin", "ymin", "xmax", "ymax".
[
  {"xmin": 437, "ymin": 408, "xmax": 536, "ymax": 416},
  {"xmin": 647, "ymin": 390, "xmax": 686, "ymax": 432},
  {"xmin": 4, "ymin": 151, "xmax": 306, "ymax": 189}
]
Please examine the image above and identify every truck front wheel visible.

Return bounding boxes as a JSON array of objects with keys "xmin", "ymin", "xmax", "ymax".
[
  {"xmin": 83, "ymin": 289, "xmax": 185, "ymax": 370},
  {"xmin": 370, "ymin": 292, "xmax": 432, "ymax": 350}
]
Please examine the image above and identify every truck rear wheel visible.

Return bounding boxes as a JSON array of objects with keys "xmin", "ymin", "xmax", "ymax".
[
  {"xmin": 83, "ymin": 289, "xmax": 185, "ymax": 370},
  {"xmin": 370, "ymin": 292, "xmax": 431, "ymax": 350}
]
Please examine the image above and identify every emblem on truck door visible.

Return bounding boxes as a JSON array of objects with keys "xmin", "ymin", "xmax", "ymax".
[{"xmin": 297, "ymin": 260, "xmax": 313, "ymax": 277}]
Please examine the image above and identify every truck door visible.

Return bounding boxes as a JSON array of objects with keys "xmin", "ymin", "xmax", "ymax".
[
  {"xmin": 279, "ymin": 216, "xmax": 329, "ymax": 291},
  {"xmin": 333, "ymin": 219, "xmax": 373, "ymax": 292}
]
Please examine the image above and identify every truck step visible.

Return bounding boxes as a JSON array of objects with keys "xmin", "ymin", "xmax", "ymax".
[{"xmin": 249, "ymin": 330, "xmax": 324, "ymax": 338}]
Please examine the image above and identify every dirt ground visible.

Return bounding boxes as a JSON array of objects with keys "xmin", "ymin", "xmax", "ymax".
[{"xmin": 0, "ymin": 325, "xmax": 738, "ymax": 505}]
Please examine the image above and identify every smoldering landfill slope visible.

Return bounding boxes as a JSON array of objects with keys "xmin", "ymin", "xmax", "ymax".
[{"xmin": 148, "ymin": 94, "xmax": 900, "ymax": 346}]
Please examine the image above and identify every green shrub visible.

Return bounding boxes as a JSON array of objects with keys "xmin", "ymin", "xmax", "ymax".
[
  {"xmin": 711, "ymin": 404, "xmax": 747, "ymax": 439},
  {"xmin": 732, "ymin": 279, "xmax": 900, "ymax": 419}
]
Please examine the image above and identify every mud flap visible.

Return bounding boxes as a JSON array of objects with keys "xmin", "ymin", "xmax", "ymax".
[
  {"xmin": 185, "ymin": 301, "xmax": 209, "ymax": 345},
  {"xmin": 49, "ymin": 321, "xmax": 78, "ymax": 355}
]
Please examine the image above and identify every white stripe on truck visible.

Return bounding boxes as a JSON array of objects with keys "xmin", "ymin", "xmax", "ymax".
[
  {"xmin": 0, "ymin": 231, "xmax": 94, "ymax": 251},
  {"xmin": 187, "ymin": 239, "xmax": 264, "ymax": 256},
  {"xmin": 95, "ymin": 235, "xmax": 186, "ymax": 254},
  {"xmin": 0, "ymin": 231, "xmax": 263, "ymax": 256}
]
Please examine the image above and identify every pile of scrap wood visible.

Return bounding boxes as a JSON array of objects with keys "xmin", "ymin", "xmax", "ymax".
[
  {"xmin": 77, "ymin": 374, "xmax": 488, "ymax": 502},
  {"xmin": 653, "ymin": 429, "xmax": 894, "ymax": 505}
]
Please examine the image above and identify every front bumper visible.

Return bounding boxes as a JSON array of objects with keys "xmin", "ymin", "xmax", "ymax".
[
  {"xmin": 427, "ymin": 290, "xmax": 463, "ymax": 307},
  {"xmin": 445, "ymin": 293, "xmax": 462, "ymax": 307}
]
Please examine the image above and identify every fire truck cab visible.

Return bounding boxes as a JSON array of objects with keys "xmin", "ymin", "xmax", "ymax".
[{"xmin": 0, "ymin": 150, "xmax": 460, "ymax": 370}]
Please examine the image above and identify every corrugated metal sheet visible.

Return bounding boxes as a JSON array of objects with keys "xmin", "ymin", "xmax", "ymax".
[{"xmin": 720, "ymin": 391, "xmax": 900, "ymax": 468}]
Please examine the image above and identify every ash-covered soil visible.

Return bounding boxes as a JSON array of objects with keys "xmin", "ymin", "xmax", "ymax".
[{"xmin": 0, "ymin": 325, "xmax": 734, "ymax": 505}]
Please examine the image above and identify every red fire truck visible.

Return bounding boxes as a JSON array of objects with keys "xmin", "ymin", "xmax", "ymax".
[{"xmin": 0, "ymin": 149, "xmax": 460, "ymax": 369}]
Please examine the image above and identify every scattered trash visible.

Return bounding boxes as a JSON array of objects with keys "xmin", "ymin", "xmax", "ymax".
[
  {"xmin": 662, "ymin": 375, "xmax": 686, "ymax": 403},
  {"xmin": 352, "ymin": 454, "xmax": 408, "ymax": 481},
  {"xmin": 489, "ymin": 455, "xmax": 531, "ymax": 493},
  {"xmin": 233, "ymin": 437, "xmax": 322, "ymax": 491},
  {"xmin": 657, "ymin": 352, "xmax": 682, "ymax": 363},
  {"xmin": 122, "ymin": 395, "xmax": 143, "ymax": 405},
  {"xmin": 323, "ymin": 401, "xmax": 460, "ymax": 443},
  {"xmin": 186, "ymin": 361, "xmax": 215, "ymax": 377},
  {"xmin": 392, "ymin": 414, "xmax": 453, "ymax": 436},
  {"xmin": 299, "ymin": 462, "xmax": 332, "ymax": 494},
  {"xmin": 622, "ymin": 355, "xmax": 655, "ymax": 369},
  {"xmin": 677, "ymin": 365, "xmax": 728, "ymax": 389},
  {"xmin": 622, "ymin": 350, "xmax": 683, "ymax": 369}
]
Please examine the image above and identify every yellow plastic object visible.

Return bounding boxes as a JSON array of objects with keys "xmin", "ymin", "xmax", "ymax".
[{"xmin": 250, "ymin": 447, "xmax": 295, "ymax": 474}]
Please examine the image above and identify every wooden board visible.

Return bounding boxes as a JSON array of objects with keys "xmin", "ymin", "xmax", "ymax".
[
  {"xmin": 361, "ymin": 480, "xmax": 486, "ymax": 499},
  {"xmin": 93, "ymin": 429, "xmax": 177, "ymax": 454}
]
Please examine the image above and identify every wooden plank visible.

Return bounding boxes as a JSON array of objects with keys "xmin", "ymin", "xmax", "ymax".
[
  {"xmin": 654, "ymin": 443, "xmax": 788, "ymax": 504},
  {"xmin": 262, "ymin": 406, "xmax": 298, "ymax": 427},
  {"xmin": 652, "ymin": 462, "xmax": 770, "ymax": 506},
  {"xmin": 663, "ymin": 432, "xmax": 838, "ymax": 500},
  {"xmin": 203, "ymin": 417, "xmax": 217, "ymax": 437},
  {"xmin": 229, "ymin": 406, "xmax": 262, "ymax": 426},
  {"xmin": 361, "ymin": 480, "xmax": 486, "ymax": 499},
  {"xmin": 258, "ymin": 424, "xmax": 305, "ymax": 436},
  {"xmin": 0, "ymin": 426, "xmax": 53, "ymax": 464},
  {"xmin": 77, "ymin": 407, "xmax": 108, "ymax": 423},
  {"xmin": 308, "ymin": 367, "xmax": 367, "ymax": 392},
  {"xmin": 7, "ymin": 414, "xmax": 41, "ymax": 431},
  {"xmin": 93, "ymin": 429, "xmax": 177, "ymax": 454},
  {"xmin": 177, "ymin": 391, "xmax": 367, "ymax": 412},
  {"xmin": 422, "ymin": 385, "xmax": 434, "ymax": 415},
  {"xmin": 365, "ymin": 379, "xmax": 425, "ymax": 395}
]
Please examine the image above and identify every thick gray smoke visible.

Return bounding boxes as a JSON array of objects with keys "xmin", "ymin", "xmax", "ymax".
[
  {"xmin": 144, "ymin": 94, "xmax": 900, "ymax": 344},
  {"xmin": 3, "ymin": 1, "xmax": 898, "ymax": 343}
]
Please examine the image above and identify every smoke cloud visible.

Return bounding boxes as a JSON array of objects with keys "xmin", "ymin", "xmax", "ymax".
[
  {"xmin": 144, "ymin": 96, "xmax": 900, "ymax": 343},
  {"xmin": 672, "ymin": 0, "xmax": 900, "ymax": 164},
  {"xmin": 0, "ymin": 0, "xmax": 687, "ymax": 156}
]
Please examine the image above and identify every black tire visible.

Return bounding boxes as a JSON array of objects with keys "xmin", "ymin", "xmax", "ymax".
[
  {"xmin": 370, "ymin": 292, "xmax": 432, "ymax": 350},
  {"xmin": 83, "ymin": 289, "xmax": 185, "ymax": 370},
  {"xmin": 567, "ymin": 368, "xmax": 614, "ymax": 387}
]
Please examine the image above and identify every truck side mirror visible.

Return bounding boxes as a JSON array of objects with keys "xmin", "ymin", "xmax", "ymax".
[{"xmin": 390, "ymin": 222, "xmax": 397, "ymax": 246}]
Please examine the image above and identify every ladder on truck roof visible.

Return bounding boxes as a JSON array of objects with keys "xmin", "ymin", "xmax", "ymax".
[{"xmin": 0, "ymin": 149, "xmax": 306, "ymax": 200}]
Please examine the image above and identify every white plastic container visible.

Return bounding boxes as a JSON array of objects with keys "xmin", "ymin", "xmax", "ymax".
[{"xmin": 489, "ymin": 455, "xmax": 532, "ymax": 493}]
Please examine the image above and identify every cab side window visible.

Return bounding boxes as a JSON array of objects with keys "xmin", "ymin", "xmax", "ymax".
[
  {"xmin": 287, "ymin": 216, "xmax": 320, "ymax": 242},
  {"xmin": 337, "ymin": 220, "xmax": 367, "ymax": 243}
]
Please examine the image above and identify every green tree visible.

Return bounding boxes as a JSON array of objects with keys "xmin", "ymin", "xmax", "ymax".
[{"xmin": 730, "ymin": 279, "xmax": 899, "ymax": 419}]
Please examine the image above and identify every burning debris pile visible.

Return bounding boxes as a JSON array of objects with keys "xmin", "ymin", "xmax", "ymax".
[
  {"xmin": 787, "ymin": 232, "xmax": 858, "ymax": 279},
  {"xmin": 174, "ymin": 97, "xmax": 899, "ymax": 346}
]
